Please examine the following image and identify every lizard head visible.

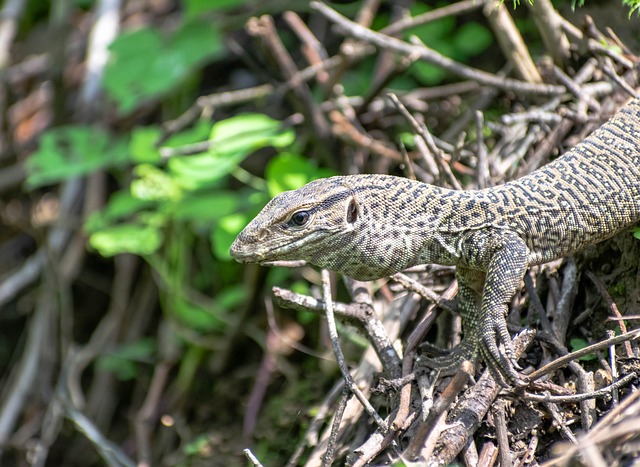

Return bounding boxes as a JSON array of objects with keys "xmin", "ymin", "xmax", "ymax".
[{"xmin": 230, "ymin": 176, "xmax": 361, "ymax": 267}]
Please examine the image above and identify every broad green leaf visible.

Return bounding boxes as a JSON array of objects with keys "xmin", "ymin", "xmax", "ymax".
[
  {"xmin": 169, "ymin": 114, "xmax": 294, "ymax": 190},
  {"xmin": 89, "ymin": 224, "xmax": 163, "ymax": 257},
  {"xmin": 403, "ymin": 5, "xmax": 455, "ymax": 43},
  {"xmin": 569, "ymin": 337, "xmax": 598, "ymax": 361},
  {"xmin": 168, "ymin": 153, "xmax": 237, "ymax": 190},
  {"xmin": 172, "ymin": 191, "xmax": 241, "ymax": 222},
  {"xmin": 212, "ymin": 213, "xmax": 250, "ymax": 260},
  {"xmin": 26, "ymin": 126, "xmax": 128, "ymax": 188},
  {"xmin": 130, "ymin": 126, "xmax": 163, "ymax": 164},
  {"xmin": 85, "ymin": 191, "xmax": 155, "ymax": 232},
  {"xmin": 215, "ymin": 285, "xmax": 247, "ymax": 310},
  {"xmin": 452, "ymin": 22, "xmax": 493, "ymax": 57},
  {"xmin": 163, "ymin": 119, "xmax": 212, "ymax": 148},
  {"xmin": 208, "ymin": 113, "xmax": 295, "ymax": 157},
  {"xmin": 104, "ymin": 20, "xmax": 224, "ymax": 113},
  {"xmin": 265, "ymin": 152, "xmax": 335, "ymax": 197},
  {"xmin": 131, "ymin": 164, "xmax": 182, "ymax": 201},
  {"xmin": 634, "ymin": 228, "xmax": 640, "ymax": 240},
  {"xmin": 184, "ymin": 0, "xmax": 253, "ymax": 18}
]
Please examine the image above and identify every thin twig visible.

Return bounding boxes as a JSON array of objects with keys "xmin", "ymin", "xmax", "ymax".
[
  {"xmin": 528, "ymin": 329, "xmax": 640, "ymax": 382},
  {"xmin": 310, "ymin": 1, "xmax": 565, "ymax": 96},
  {"xmin": 321, "ymin": 269, "xmax": 387, "ymax": 432},
  {"xmin": 322, "ymin": 387, "xmax": 351, "ymax": 467},
  {"xmin": 522, "ymin": 372, "xmax": 637, "ymax": 404}
]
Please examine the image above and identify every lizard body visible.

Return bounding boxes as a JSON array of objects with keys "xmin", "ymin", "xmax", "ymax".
[{"xmin": 230, "ymin": 97, "xmax": 640, "ymax": 385}]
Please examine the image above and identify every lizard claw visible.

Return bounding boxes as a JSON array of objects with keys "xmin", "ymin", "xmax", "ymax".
[{"xmin": 478, "ymin": 329, "xmax": 528, "ymax": 387}]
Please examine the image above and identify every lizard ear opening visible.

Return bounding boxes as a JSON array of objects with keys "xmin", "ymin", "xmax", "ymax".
[{"xmin": 346, "ymin": 198, "xmax": 358, "ymax": 224}]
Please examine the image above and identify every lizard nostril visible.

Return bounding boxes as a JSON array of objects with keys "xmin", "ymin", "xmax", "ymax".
[{"xmin": 258, "ymin": 229, "xmax": 268, "ymax": 241}]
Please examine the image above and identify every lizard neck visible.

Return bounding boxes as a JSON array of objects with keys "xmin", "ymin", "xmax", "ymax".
[{"xmin": 304, "ymin": 177, "xmax": 465, "ymax": 280}]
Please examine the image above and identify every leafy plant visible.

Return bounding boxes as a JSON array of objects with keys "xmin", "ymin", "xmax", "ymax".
[
  {"xmin": 26, "ymin": 111, "xmax": 327, "ymax": 386},
  {"xmin": 403, "ymin": 4, "xmax": 493, "ymax": 85},
  {"xmin": 569, "ymin": 338, "xmax": 598, "ymax": 361},
  {"xmin": 103, "ymin": 19, "xmax": 224, "ymax": 114},
  {"xmin": 26, "ymin": 126, "xmax": 128, "ymax": 188}
]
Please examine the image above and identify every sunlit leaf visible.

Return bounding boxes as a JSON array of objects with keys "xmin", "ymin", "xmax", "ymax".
[
  {"xmin": 169, "ymin": 114, "xmax": 294, "ymax": 190},
  {"xmin": 26, "ymin": 126, "xmax": 128, "ymax": 188},
  {"xmin": 131, "ymin": 164, "xmax": 182, "ymax": 201},
  {"xmin": 172, "ymin": 191, "xmax": 240, "ymax": 222},
  {"xmin": 89, "ymin": 224, "xmax": 163, "ymax": 257},
  {"xmin": 265, "ymin": 152, "xmax": 335, "ymax": 197},
  {"xmin": 212, "ymin": 213, "xmax": 250, "ymax": 260},
  {"xmin": 104, "ymin": 20, "xmax": 224, "ymax": 114},
  {"xmin": 208, "ymin": 113, "xmax": 295, "ymax": 157}
]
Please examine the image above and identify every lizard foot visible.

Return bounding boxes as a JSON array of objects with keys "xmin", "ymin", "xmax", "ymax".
[
  {"xmin": 417, "ymin": 339, "xmax": 477, "ymax": 376},
  {"xmin": 477, "ymin": 319, "xmax": 528, "ymax": 387}
]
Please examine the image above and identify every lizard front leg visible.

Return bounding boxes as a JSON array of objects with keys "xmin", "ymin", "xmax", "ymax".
[{"xmin": 474, "ymin": 231, "xmax": 529, "ymax": 386}]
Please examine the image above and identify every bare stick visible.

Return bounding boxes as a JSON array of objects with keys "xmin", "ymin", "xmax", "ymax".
[
  {"xmin": 321, "ymin": 269, "xmax": 387, "ymax": 431},
  {"xmin": 244, "ymin": 449, "xmax": 265, "ymax": 467},
  {"xmin": 322, "ymin": 387, "xmax": 351, "ymax": 467},
  {"xmin": 522, "ymin": 373, "xmax": 637, "ymax": 404},
  {"xmin": 310, "ymin": 2, "xmax": 565, "ymax": 96},
  {"xmin": 387, "ymin": 93, "xmax": 462, "ymax": 190},
  {"xmin": 528, "ymin": 329, "xmax": 640, "ymax": 382},
  {"xmin": 483, "ymin": 0, "xmax": 542, "ymax": 83},
  {"xmin": 526, "ymin": 0, "xmax": 570, "ymax": 66}
]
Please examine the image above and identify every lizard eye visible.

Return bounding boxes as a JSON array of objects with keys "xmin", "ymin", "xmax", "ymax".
[
  {"xmin": 346, "ymin": 198, "xmax": 358, "ymax": 223},
  {"xmin": 290, "ymin": 210, "xmax": 310, "ymax": 226}
]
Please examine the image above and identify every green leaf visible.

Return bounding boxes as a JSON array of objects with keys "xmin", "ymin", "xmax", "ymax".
[
  {"xmin": 405, "ymin": 16, "xmax": 455, "ymax": 43},
  {"xmin": 184, "ymin": 0, "xmax": 251, "ymax": 18},
  {"xmin": 130, "ymin": 126, "xmax": 163, "ymax": 164},
  {"xmin": 103, "ymin": 20, "xmax": 224, "ymax": 113},
  {"xmin": 208, "ymin": 113, "xmax": 295, "ymax": 157},
  {"xmin": 96, "ymin": 338, "xmax": 155, "ymax": 381},
  {"xmin": 169, "ymin": 114, "xmax": 294, "ymax": 190},
  {"xmin": 183, "ymin": 434, "xmax": 214, "ymax": 456},
  {"xmin": 26, "ymin": 126, "xmax": 128, "ymax": 188},
  {"xmin": 569, "ymin": 338, "xmax": 598, "ymax": 361},
  {"xmin": 173, "ymin": 297, "xmax": 225, "ymax": 332},
  {"xmin": 634, "ymin": 228, "xmax": 640, "ymax": 240},
  {"xmin": 265, "ymin": 152, "xmax": 335, "ymax": 197},
  {"xmin": 89, "ymin": 224, "xmax": 163, "ymax": 257},
  {"xmin": 84, "ymin": 191, "xmax": 155, "ymax": 233},
  {"xmin": 410, "ymin": 61, "xmax": 449, "ymax": 86},
  {"xmin": 131, "ymin": 164, "xmax": 182, "ymax": 201},
  {"xmin": 168, "ymin": 153, "xmax": 236, "ymax": 190},
  {"xmin": 212, "ymin": 213, "xmax": 250, "ymax": 260},
  {"xmin": 172, "ymin": 191, "xmax": 241, "ymax": 222},
  {"xmin": 452, "ymin": 22, "xmax": 493, "ymax": 57},
  {"xmin": 215, "ymin": 285, "xmax": 247, "ymax": 310}
]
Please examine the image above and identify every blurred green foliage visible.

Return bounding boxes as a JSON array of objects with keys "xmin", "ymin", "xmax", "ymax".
[
  {"xmin": 103, "ymin": 19, "xmax": 224, "ymax": 114},
  {"xmin": 569, "ymin": 338, "xmax": 598, "ymax": 362},
  {"xmin": 20, "ymin": 0, "xmax": 638, "ymax": 464},
  {"xmin": 404, "ymin": 4, "xmax": 493, "ymax": 86},
  {"xmin": 23, "ymin": 1, "xmax": 335, "ymax": 426}
]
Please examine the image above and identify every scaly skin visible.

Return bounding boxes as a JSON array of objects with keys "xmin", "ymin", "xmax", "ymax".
[{"xmin": 230, "ymin": 97, "xmax": 640, "ymax": 385}]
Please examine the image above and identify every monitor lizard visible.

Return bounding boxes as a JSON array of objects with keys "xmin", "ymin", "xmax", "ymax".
[{"xmin": 230, "ymin": 97, "xmax": 640, "ymax": 386}]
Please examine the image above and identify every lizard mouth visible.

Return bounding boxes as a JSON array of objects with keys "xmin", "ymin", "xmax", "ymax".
[{"xmin": 230, "ymin": 238, "xmax": 295, "ymax": 263}]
